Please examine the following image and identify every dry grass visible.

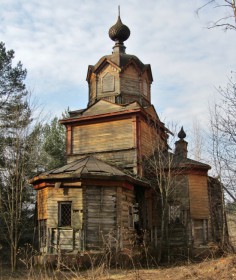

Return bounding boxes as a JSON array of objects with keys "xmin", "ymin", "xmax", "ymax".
[{"xmin": 1, "ymin": 255, "xmax": 236, "ymax": 280}]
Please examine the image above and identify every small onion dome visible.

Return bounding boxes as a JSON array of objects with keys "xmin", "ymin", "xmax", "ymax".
[
  {"xmin": 109, "ymin": 16, "xmax": 130, "ymax": 43},
  {"xmin": 178, "ymin": 126, "xmax": 186, "ymax": 139}
]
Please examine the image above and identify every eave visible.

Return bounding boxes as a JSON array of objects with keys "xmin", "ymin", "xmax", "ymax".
[
  {"xmin": 60, "ymin": 106, "xmax": 166, "ymax": 131},
  {"xmin": 31, "ymin": 173, "xmax": 149, "ymax": 190}
]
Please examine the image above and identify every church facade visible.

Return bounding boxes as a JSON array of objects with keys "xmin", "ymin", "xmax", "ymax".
[{"xmin": 30, "ymin": 14, "xmax": 225, "ymax": 260}]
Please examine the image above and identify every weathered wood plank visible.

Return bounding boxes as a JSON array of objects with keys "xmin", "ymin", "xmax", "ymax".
[
  {"xmin": 72, "ymin": 119, "xmax": 134, "ymax": 154},
  {"xmin": 188, "ymin": 174, "xmax": 209, "ymax": 219}
]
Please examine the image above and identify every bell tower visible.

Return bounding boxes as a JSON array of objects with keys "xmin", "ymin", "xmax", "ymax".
[{"xmin": 86, "ymin": 10, "xmax": 153, "ymax": 107}]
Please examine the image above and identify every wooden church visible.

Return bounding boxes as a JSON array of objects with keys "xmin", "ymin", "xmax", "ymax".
[{"xmin": 30, "ymin": 13, "xmax": 225, "ymax": 261}]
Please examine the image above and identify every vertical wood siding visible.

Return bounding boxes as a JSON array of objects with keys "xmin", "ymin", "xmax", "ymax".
[
  {"xmin": 120, "ymin": 65, "xmax": 140, "ymax": 101},
  {"xmin": 188, "ymin": 174, "xmax": 209, "ymax": 219},
  {"xmin": 120, "ymin": 188, "xmax": 136, "ymax": 248},
  {"xmin": 85, "ymin": 186, "xmax": 117, "ymax": 250},
  {"xmin": 37, "ymin": 188, "xmax": 48, "ymax": 220}
]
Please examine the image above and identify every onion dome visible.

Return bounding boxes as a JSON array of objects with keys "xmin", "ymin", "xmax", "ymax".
[
  {"xmin": 178, "ymin": 126, "xmax": 186, "ymax": 139},
  {"xmin": 109, "ymin": 15, "xmax": 130, "ymax": 43}
]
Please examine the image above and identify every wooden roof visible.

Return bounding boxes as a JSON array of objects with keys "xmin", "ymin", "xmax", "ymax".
[
  {"xmin": 45, "ymin": 155, "xmax": 125, "ymax": 176},
  {"xmin": 63, "ymin": 100, "xmax": 162, "ymax": 123},
  {"xmin": 30, "ymin": 155, "xmax": 148, "ymax": 187}
]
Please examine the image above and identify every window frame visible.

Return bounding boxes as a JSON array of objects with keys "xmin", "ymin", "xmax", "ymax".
[
  {"xmin": 58, "ymin": 201, "xmax": 72, "ymax": 227},
  {"xmin": 168, "ymin": 202, "xmax": 181, "ymax": 224}
]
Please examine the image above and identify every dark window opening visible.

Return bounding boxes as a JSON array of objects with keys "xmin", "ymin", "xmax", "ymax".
[
  {"xmin": 128, "ymin": 205, "xmax": 134, "ymax": 228},
  {"xmin": 59, "ymin": 202, "xmax": 72, "ymax": 227}
]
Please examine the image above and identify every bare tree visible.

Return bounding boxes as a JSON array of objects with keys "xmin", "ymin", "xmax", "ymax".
[
  {"xmin": 197, "ymin": 0, "xmax": 236, "ymax": 31},
  {"xmin": 0, "ymin": 43, "xmax": 40, "ymax": 271},
  {"xmin": 209, "ymin": 72, "xmax": 236, "ymax": 202},
  {"xmin": 143, "ymin": 123, "xmax": 189, "ymax": 262},
  {"xmin": 190, "ymin": 119, "xmax": 204, "ymax": 162}
]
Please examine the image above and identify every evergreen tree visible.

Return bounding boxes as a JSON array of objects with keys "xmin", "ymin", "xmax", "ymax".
[
  {"xmin": 0, "ymin": 42, "xmax": 36, "ymax": 271},
  {"xmin": 42, "ymin": 115, "xmax": 67, "ymax": 170}
]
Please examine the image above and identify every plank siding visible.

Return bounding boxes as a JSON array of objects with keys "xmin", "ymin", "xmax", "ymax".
[
  {"xmin": 97, "ymin": 65, "xmax": 120, "ymax": 97},
  {"xmin": 188, "ymin": 174, "xmax": 209, "ymax": 219},
  {"xmin": 72, "ymin": 119, "xmax": 134, "ymax": 154},
  {"xmin": 120, "ymin": 65, "xmax": 141, "ymax": 102},
  {"xmin": 141, "ymin": 71, "xmax": 150, "ymax": 103},
  {"xmin": 120, "ymin": 188, "xmax": 136, "ymax": 248},
  {"xmin": 140, "ymin": 119, "xmax": 162, "ymax": 158},
  {"xmin": 89, "ymin": 74, "xmax": 96, "ymax": 104},
  {"xmin": 85, "ymin": 186, "xmax": 117, "ymax": 250},
  {"xmin": 37, "ymin": 188, "xmax": 48, "ymax": 220},
  {"xmin": 46, "ymin": 187, "xmax": 83, "ymax": 228}
]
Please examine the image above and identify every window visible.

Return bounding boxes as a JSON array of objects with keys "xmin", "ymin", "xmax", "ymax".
[
  {"xmin": 169, "ymin": 203, "xmax": 181, "ymax": 223},
  {"xmin": 128, "ymin": 205, "xmax": 134, "ymax": 228},
  {"xmin": 193, "ymin": 219, "xmax": 208, "ymax": 245},
  {"xmin": 58, "ymin": 202, "xmax": 72, "ymax": 227}
]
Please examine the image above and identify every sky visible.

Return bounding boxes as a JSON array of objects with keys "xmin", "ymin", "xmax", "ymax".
[{"xmin": 1, "ymin": 0, "xmax": 236, "ymax": 136}]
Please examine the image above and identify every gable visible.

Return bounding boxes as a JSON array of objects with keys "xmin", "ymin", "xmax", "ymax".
[{"xmin": 82, "ymin": 100, "xmax": 124, "ymax": 117}]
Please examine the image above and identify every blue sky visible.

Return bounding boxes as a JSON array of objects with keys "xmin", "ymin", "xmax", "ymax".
[{"xmin": 1, "ymin": 0, "xmax": 236, "ymax": 136}]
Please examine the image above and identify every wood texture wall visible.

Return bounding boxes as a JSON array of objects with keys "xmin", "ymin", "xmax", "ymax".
[
  {"xmin": 37, "ymin": 188, "xmax": 48, "ymax": 220},
  {"xmin": 84, "ymin": 186, "xmax": 117, "ymax": 250},
  {"xmin": 98, "ymin": 65, "xmax": 120, "ymax": 97},
  {"xmin": 120, "ymin": 64, "xmax": 139, "ymax": 96},
  {"xmin": 139, "ymin": 119, "xmax": 163, "ymax": 159},
  {"xmin": 46, "ymin": 187, "xmax": 83, "ymax": 228},
  {"xmin": 72, "ymin": 119, "xmax": 134, "ymax": 154},
  {"xmin": 188, "ymin": 174, "xmax": 209, "ymax": 219}
]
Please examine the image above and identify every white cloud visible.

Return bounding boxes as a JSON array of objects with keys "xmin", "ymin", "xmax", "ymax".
[{"xmin": 1, "ymin": 0, "xmax": 235, "ymax": 133}]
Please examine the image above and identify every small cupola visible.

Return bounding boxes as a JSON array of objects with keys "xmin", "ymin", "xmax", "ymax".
[
  {"xmin": 175, "ymin": 127, "xmax": 188, "ymax": 159},
  {"xmin": 86, "ymin": 7, "xmax": 153, "ymax": 107},
  {"xmin": 109, "ymin": 7, "xmax": 130, "ymax": 54}
]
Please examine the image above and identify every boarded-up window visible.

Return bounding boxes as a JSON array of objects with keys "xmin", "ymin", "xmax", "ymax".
[
  {"xmin": 58, "ymin": 202, "xmax": 72, "ymax": 227},
  {"xmin": 193, "ymin": 219, "xmax": 208, "ymax": 246},
  {"xmin": 102, "ymin": 73, "xmax": 115, "ymax": 92}
]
